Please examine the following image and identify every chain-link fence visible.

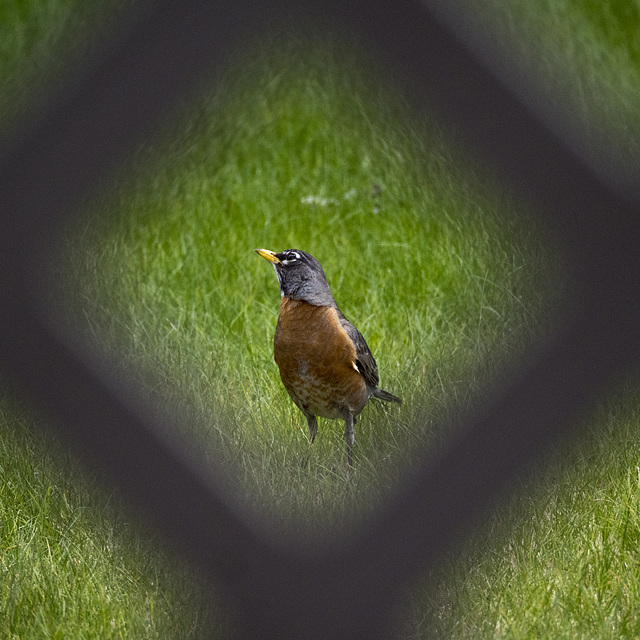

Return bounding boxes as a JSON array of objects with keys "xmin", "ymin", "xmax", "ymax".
[{"xmin": 1, "ymin": 1, "xmax": 639, "ymax": 637}]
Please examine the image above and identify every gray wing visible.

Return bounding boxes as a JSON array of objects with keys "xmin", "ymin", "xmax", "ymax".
[{"xmin": 337, "ymin": 310, "xmax": 379, "ymax": 389}]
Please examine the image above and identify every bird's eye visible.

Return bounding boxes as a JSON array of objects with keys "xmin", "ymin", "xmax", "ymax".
[{"xmin": 282, "ymin": 251, "xmax": 300, "ymax": 265}]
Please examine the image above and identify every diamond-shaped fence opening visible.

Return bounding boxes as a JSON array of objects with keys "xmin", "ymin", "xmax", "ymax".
[{"xmin": 1, "ymin": 1, "xmax": 639, "ymax": 638}]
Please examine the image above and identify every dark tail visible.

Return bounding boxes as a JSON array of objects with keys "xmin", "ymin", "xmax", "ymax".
[{"xmin": 373, "ymin": 388, "xmax": 402, "ymax": 405}]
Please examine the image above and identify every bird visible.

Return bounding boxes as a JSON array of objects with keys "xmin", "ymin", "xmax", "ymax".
[{"xmin": 254, "ymin": 248, "xmax": 401, "ymax": 466}]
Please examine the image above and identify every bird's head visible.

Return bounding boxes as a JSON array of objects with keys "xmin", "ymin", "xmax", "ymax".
[{"xmin": 254, "ymin": 248, "xmax": 337, "ymax": 307}]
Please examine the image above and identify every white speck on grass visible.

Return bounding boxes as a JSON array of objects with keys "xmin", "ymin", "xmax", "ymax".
[
  {"xmin": 300, "ymin": 190, "xmax": 357, "ymax": 205},
  {"xmin": 300, "ymin": 195, "xmax": 339, "ymax": 206}
]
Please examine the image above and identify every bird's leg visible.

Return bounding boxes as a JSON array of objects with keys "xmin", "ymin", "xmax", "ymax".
[
  {"xmin": 344, "ymin": 413, "xmax": 355, "ymax": 467},
  {"xmin": 300, "ymin": 414, "xmax": 318, "ymax": 469},
  {"xmin": 306, "ymin": 414, "xmax": 318, "ymax": 444}
]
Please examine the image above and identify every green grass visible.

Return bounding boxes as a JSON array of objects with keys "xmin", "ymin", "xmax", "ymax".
[
  {"xmin": 0, "ymin": 398, "xmax": 219, "ymax": 638},
  {"xmin": 407, "ymin": 391, "xmax": 640, "ymax": 639},
  {"xmin": 0, "ymin": 0, "xmax": 132, "ymax": 136},
  {"xmin": 60, "ymin": 31, "xmax": 556, "ymax": 534},
  {"xmin": 463, "ymin": 0, "xmax": 640, "ymax": 182},
  {"xmin": 1, "ymin": 0, "xmax": 640, "ymax": 637}
]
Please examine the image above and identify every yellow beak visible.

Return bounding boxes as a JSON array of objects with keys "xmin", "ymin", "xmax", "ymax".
[{"xmin": 254, "ymin": 248, "xmax": 281, "ymax": 264}]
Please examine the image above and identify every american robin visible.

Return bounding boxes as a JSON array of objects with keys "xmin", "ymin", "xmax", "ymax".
[{"xmin": 255, "ymin": 248, "xmax": 401, "ymax": 466}]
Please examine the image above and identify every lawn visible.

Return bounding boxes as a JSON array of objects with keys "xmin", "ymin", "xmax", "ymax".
[{"xmin": 1, "ymin": 0, "xmax": 640, "ymax": 638}]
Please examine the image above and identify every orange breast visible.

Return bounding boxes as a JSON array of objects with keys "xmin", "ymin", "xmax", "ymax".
[{"xmin": 274, "ymin": 298, "xmax": 369, "ymax": 419}]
